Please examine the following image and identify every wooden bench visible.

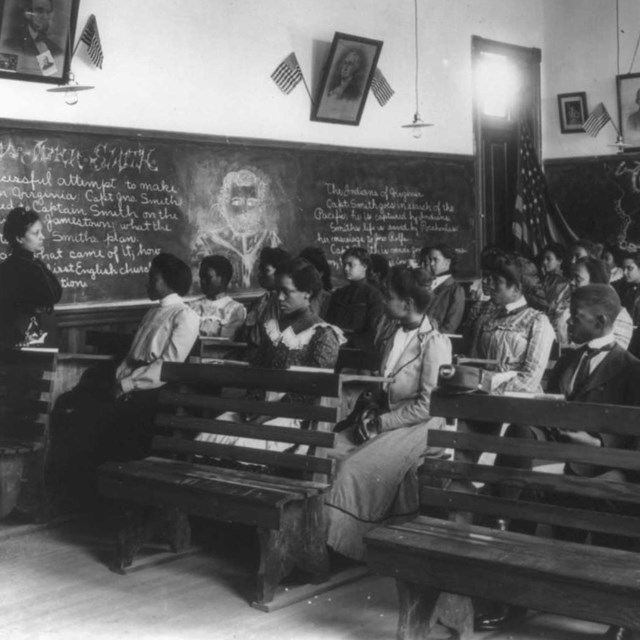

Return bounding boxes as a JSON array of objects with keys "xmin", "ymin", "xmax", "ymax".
[
  {"xmin": 365, "ymin": 391, "xmax": 640, "ymax": 639},
  {"xmin": 97, "ymin": 362, "xmax": 343, "ymax": 609},
  {"xmin": 0, "ymin": 347, "xmax": 58, "ymax": 521}
]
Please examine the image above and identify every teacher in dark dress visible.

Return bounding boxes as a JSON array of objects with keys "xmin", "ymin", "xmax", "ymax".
[{"xmin": 0, "ymin": 206, "xmax": 62, "ymax": 349}]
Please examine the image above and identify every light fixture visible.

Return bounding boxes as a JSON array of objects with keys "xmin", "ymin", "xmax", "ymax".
[
  {"xmin": 606, "ymin": 0, "xmax": 633, "ymax": 151},
  {"xmin": 46, "ymin": 72, "xmax": 94, "ymax": 105},
  {"xmin": 402, "ymin": 0, "xmax": 433, "ymax": 138}
]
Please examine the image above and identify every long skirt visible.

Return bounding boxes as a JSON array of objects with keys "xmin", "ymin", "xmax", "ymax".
[{"xmin": 324, "ymin": 418, "xmax": 444, "ymax": 561}]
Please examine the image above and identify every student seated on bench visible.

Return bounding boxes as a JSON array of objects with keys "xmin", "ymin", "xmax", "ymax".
[
  {"xmin": 325, "ymin": 266, "xmax": 452, "ymax": 560},
  {"xmin": 325, "ymin": 247, "xmax": 385, "ymax": 351},
  {"xmin": 238, "ymin": 247, "xmax": 291, "ymax": 360},
  {"xmin": 457, "ymin": 252, "xmax": 555, "ymax": 460},
  {"xmin": 555, "ymin": 256, "xmax": 633, "ymax": 349},
  {"xmin": 196, "ymin": 257, "xmax": 345, "ymax": 451},
  {"xmin": 56, "ymin": 253, "xmax": 199, "ymax": 466},
  {"xmin": 188, "ymin": 255, "xmax": 246, "ymax": 339},
  {"xmin": 477, "ymin": 284, "xmax": 640, "ymax": 638}
]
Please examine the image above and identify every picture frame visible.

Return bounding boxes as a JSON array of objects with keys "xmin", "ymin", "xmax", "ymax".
[
  {"xmin": 557, "ymin": 92, "xmax": 588, "ymax": 134},
  {"xmin": 0, "ymin": 0, "xmax": 79, "ymax": 84},
  {"xmin": 311, "ymin": 32, "xmax": 383, "ymax": 126},
  {"xmin": 617, "ymin": 72, "xmax": 640, "ymax": 151}
]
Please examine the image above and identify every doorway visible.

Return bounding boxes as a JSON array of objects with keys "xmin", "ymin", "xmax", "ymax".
[{"xmin": 472, "ymin": 36, "xmax": 541, "ymax": 250}]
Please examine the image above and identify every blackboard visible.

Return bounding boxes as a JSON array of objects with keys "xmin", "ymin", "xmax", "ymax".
[
  {"xmin": 0, "ymin": 120, "xmax": 478, "ymax": 305},
  {"xmin": 545, "ymin": 154, "xmax": 640, "ymax": 249}
]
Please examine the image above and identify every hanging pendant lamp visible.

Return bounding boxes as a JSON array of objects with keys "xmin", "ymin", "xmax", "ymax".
[{"xmin": 401, "ymin": 0, "xmax": 433, "ymax": 138}]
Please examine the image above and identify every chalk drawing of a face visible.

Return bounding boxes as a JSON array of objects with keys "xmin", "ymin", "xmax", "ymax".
[
  {"xmin": 220, "ymin": 169, "xmax": 270, "ymax": 236},
  {"xmin": 194, "ymin": 167, "xmax": 282, "ymax": 288}
]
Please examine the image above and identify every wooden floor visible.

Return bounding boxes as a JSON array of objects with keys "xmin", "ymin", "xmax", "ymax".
[{"xmin": 0, "ymin": 511, "xmax": 610, "ymax": 640}]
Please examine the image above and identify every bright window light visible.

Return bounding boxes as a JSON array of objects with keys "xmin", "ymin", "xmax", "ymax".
[{"xmin": 476, "ymin": 52, "xmax": 519, "ymax": 118}]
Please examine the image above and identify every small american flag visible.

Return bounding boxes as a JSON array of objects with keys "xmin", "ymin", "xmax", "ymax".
[
  {"xmin": 583, "ymin": 102, "xmax": 611, "ymax": 137},
  {"xmin": 370, "ymin": 68, "xmax": 394, "ymax": 106},
  {"xmin": 79, "ymin": 14, "xmax": 103, "ymax": 69},
  {"xmin": 270, "ymin": 52, "xmax": 303, "ymax": 94}
]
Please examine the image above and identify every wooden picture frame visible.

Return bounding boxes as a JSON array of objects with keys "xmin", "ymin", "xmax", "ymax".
[
  {"xmin": 617, "ymin": 72, "xmax": 640, "ymax": 151},
  {"xmin": 0, "ymin": 0, "xmax": 79, "ymax": 84},
  {"xmin": 311, "ymin": 32, "xmax": 383, "ymax": 126},
  {"xmin": 557, "ymin": 92, "xmax": 588, "ymax": 134}
]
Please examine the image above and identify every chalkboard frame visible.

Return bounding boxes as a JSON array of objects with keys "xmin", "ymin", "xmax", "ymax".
[{"xmin": 0, "ymin": 116, "xmax": 479, "ymax": 323}]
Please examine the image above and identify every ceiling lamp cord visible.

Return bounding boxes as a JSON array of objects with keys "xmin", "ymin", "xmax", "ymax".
[{"xmin": 402, "ymin": 0, "xmax": 433, "ymax": 138}]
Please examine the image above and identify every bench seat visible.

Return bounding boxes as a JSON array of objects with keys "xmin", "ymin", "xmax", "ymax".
[
  {"xmin": 364, "ymin": 391, "xmax": 640, "ymax": 639},
  {"xmin": 100, "ymin": 456, "xmax": 330, "ymax": 529},
  {"xmin": 97, "ymin": 361, "xmax": 345, "ymax": 608}
]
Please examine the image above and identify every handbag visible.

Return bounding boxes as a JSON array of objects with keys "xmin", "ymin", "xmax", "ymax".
[{"xmin": 333, "ymin": 389, "xmax": 382, "ymax": 444}]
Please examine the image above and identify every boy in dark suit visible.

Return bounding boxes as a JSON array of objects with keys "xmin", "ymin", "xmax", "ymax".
[{"xmin": 478, "ymin": 284, "xmax": 640, "ymax": 640}]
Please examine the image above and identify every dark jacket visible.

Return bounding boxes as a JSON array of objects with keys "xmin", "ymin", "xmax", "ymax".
[
  {"xmin": 325, "ymin": 279, "xmax": 385, "ymax": 350},
  {"xmin": 546, "ymin": 343, "xmax": 640, "ymax": 477},
  {"xmin": 0, "ymin": 247, "xmax": 62, "ymax": 348},
  {"xmin": 426, "ymin": 275, "xmax": 465, "ymax": 334}
]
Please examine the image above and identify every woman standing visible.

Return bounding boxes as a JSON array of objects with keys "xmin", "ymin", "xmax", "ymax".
[{"xmin": 0, "ymin": 207, "xmax": 62, "ymax": 349}]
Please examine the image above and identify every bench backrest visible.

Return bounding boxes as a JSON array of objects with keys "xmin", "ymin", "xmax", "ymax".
[
  {"xmin": 424, "ymin": 390, "xmax": 640, "ymax": 542},
  {"xmin": 0, "ymin": 348, "xmax": 58, "ymax": 449},
  {"xmin": 155, "ymin": 362, "xmax": 340, "ymax": 482}
]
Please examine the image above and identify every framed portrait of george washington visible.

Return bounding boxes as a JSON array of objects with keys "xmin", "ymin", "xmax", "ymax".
[
  {"xmin": 311, "ymin": 32, "xmax": 383, "ymax": 126},
  {"xmin": 0, "ymin": 0, "xmax": 79, "ymax": 83}
]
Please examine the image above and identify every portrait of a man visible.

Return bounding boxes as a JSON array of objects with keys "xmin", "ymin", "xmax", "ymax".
[
  {"xmin": 312, "ymin": 32, "xmax": 383, "ymax": 126},
  {"xmin": 327, "ymin": 48, "xmax": 365, "ymax": 102},
  {"xmin": 617, "ymin": 73, "xmax": 640, "ymax": 148},
  {"xmin": 193, "ymin": 167, "xmax": 283, "ymax": 288},
  {"xmin": 627, "ymin": 88, "xmax": 640, "ymax": 132},
  {"xmin": 0, "ymin": 0, "xmax": 76, "ymax": 81}
]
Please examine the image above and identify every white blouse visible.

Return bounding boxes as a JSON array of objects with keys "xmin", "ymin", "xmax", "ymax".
[{"xmin": 116, "ymin": 293, "xmax": 199, "ymax": 393}]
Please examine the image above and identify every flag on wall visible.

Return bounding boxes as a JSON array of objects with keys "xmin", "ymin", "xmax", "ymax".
[
  {"xmin": 271, "ymin": 52, "xmax": 303, "ymax": 94},
  {"xmin": 79, "ymin": 14, "xmax": 103, "ymax": 69},
  {"xmin": 512, "ymin": 122, "xmax": 579, "ymax": 258},
  {"xmin": 583, "ymin": 102, "xmax": 611, "ymax": 137},
  {"xmin": 370, "ymin": 68, "xmax": 394, "ymax": 106}
]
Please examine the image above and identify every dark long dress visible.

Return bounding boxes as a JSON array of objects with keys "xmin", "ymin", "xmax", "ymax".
[{"xmin": 0, "ymin": 247, "xmax": 62, "ymax": 349}]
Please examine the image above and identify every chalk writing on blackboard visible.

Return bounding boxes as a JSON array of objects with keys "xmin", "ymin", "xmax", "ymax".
[
  {"xmin": 0, "ymin": 136, "xmax": 186, "ymax": 299},
  {"xmin": 312, "ymin": 181, "xmax": 462, "ymax": 271}
]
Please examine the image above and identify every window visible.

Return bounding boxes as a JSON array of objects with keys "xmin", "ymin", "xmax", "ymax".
[{"xmin": 475, "ymin": 51, "xmax": 520, "ymax": 119}]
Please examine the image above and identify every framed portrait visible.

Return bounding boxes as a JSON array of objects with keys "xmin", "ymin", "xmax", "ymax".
[
  {"xmin": 0, "ymin": 0, "xmax": 79, "ymax": 84},
  {"xmin": 557, "ymin": 92, "xmax": 588, "ymax": 134},
  {"xmin": 617, "ymin": 73, "xmax": 640, "ymax": 151},
  {"xmin": 311, "ymin": 32, "xmax": 383, "ymax": 126}
]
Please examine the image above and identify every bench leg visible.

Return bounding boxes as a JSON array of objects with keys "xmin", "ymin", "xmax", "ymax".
[
  {"xmin": 298, "ymin": 496, "xmax": 330, "ymax": 584},
  {"xmin": 396, "ymin": 581, "xmax": 474, "ymax": 640},
  {"xmin": 111, "ymin": 506, "xmax": 154, "ymax": 573},
  {"xmin": 255, "ymin": 498, "xmax": 330, "ymax": 605},
  {"xmin": 397, "ymin": 580, "xmax": 440, "ymax": 640},
  {"xmin": 111, "ymin": 506, "xmax": 191, "ymax": 573},
  {"xmin": 162, "ymin": 507, "xmax": 191, "ymax": 553},
  {"xmin": 256, "ymin": 525, "xmax": 296, "ymax": 605}
]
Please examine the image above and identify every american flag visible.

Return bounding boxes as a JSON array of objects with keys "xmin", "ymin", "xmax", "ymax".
[
  {"xmin": 270, "ymin": 52, "xmax": 303, "ymax": 94},
  {"xmin": 583, "ymin": 102, "xmax": 611, "ymax": 137},
  {"xmin": 370, "ymin": 68, "xmax": 394, "ymax": 106},
  {"xmin": 512, "ymin": 122, "xmax": 578, "ymax": 258},
  {"xmin": 79, "ymin": 14, "xmax": 103, "ymax": 69}
]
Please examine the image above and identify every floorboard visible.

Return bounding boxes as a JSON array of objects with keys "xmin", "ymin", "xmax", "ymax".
[{"xmin": 0, "ymin": 512, "xmax": 613, "ymax": 640}]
